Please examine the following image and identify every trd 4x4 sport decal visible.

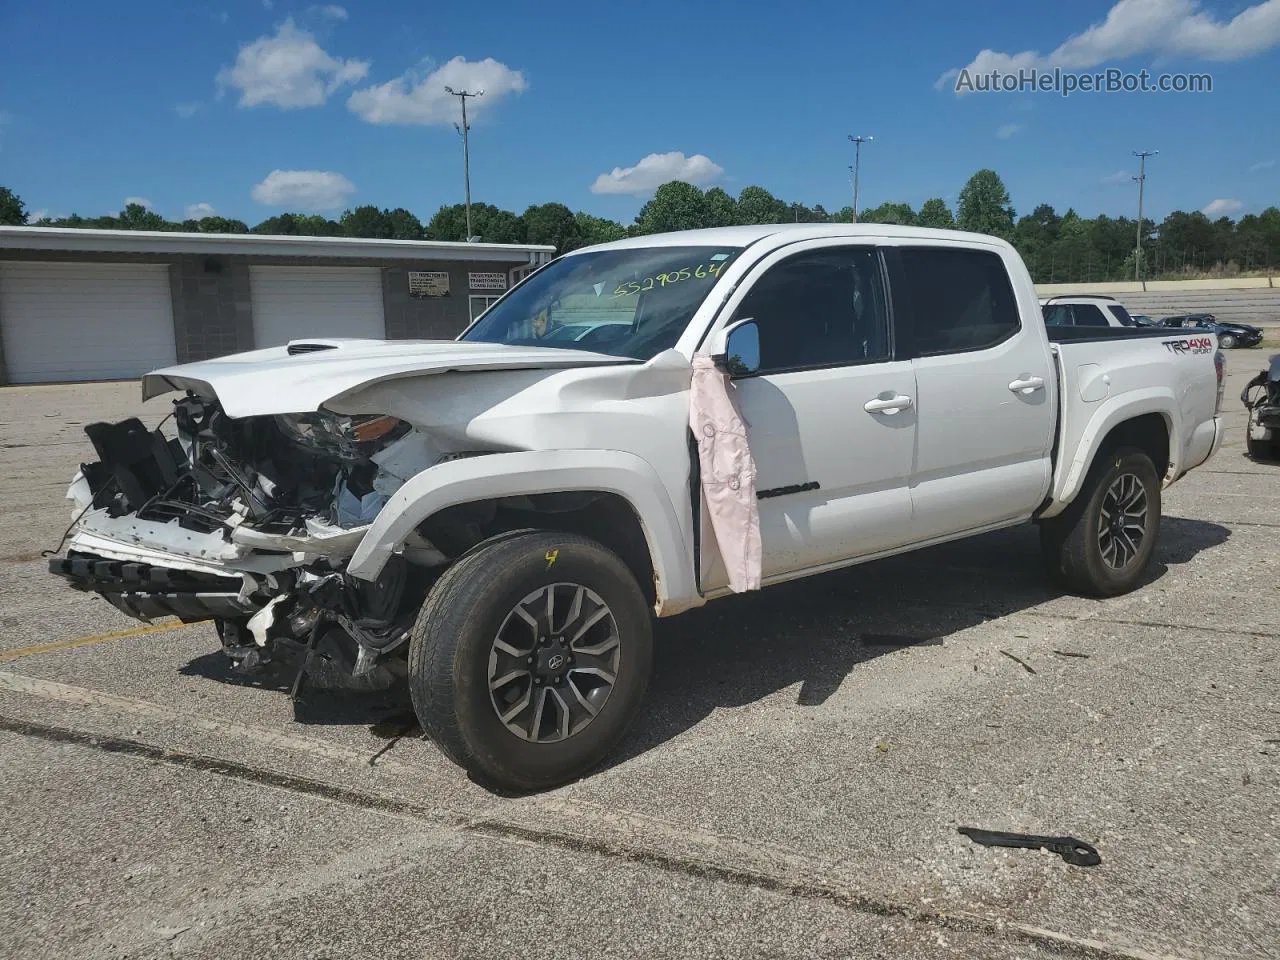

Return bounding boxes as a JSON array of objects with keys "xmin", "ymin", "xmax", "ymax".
[{"xmin": 1162, "ymin": 336, "xmax": 1215, "ymax": 355}]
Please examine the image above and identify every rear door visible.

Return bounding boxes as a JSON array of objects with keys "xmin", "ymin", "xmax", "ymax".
[
  {"xmin": 700, "ymin": 241, "xmax": 916, "ymax": 586},
  {"xmin": 889, "ymin": 243, "xmax": 1056, "ymax": 541}
]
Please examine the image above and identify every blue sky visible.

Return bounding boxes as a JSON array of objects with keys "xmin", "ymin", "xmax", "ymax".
[{"xmin": 2, "ymin": 0, "xmax": 1278, "ymax": 226}]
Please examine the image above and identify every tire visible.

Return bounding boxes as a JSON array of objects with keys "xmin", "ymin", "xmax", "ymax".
[
  {"xmin": 1246, "ymin": 430, "xmax": 1279, "ymax": 462},
  {"xmin": 1040, "ymin": 446, "xmax": 1161, "ymax": 597},
  {"xmin": 408, "ymin": 530, "xmax": 653, "ymax": 791},
  {"xmin": 1218, "ymin": 333, "xmax": 1237, "ymax": 349}
]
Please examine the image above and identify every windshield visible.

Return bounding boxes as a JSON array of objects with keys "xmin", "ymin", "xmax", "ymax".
[{"xmin": 461, "ymin": 246, "xmax": 744, "ymax": 360}]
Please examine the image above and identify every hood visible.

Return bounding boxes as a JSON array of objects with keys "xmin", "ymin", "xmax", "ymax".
[
  {"xmin": 1218, "ymin": 322, "xmax": 1260, "ymax": 333},
  {"xmin": 141, "ymin": 338, "xmax": 637, "ymax": 418}
]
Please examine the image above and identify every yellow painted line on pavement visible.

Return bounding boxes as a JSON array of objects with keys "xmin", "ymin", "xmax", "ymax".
[{"xmin": 0, "ymin": 620, "xmax": 201, "ymax": 663}]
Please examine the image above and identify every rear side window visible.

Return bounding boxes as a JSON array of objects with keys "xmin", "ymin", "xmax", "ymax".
[
  {"xmin": 1071, "ymin": 304, "xmax": 1111, "ymax": 327},
  {"xmin": 1043, "ymin": 304, "xmax": 1073, "ymax": 327},
  {"xmin": 1108, "ymin": 304, "xmax": 1134, "ymax": 326},
  {"xmin": 899, "ymin": 248, "xmax": 1020, "ymax": 355}
]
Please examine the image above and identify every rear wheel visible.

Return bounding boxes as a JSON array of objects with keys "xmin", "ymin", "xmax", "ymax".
[
  {"xmin": 408, "ymin": 531, "xmax": 652, "ymax": 791},
  {"xmin": 1218, "ymin": 333, "xmax": 1237, "ymax": 349},
  {"xmin": 1041, "ymin": 447, "xmax": 1161, "ymax": 597}
]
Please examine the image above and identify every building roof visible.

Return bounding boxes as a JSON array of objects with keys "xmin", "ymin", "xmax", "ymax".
[{"xmin": 0, "ymin": 226, "xmax": 556, "ymax": 263}]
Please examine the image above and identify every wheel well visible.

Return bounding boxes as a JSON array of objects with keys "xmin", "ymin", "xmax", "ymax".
[
  {"xmin": 417, "ymin": 492, "xmax": 656, "ymax": 605},
  {"xmin": 1098, "ymin": 413, "xmax": 1171, "ymax": 480}
]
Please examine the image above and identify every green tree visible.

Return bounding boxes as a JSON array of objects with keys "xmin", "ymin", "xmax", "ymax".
[
  {"xmin": 0, "ymin": 186, "xmax": 27, "ymax": 225},
  {"xmin": 957, "ymin": 169, "xmax": 1015, "ymax": 238},
  {"xmin": 253, "ymin": 213, "xmax": 303, "ymax": 235},
  {"xmin": 340, "ymin": 205, "xmax": 395, "ymax": 238},
  {"xmin": 860, "ymin": 202, "xmax": 916, "ymax": 225},
  {"xmin": 385, "ymin": 207, "xmax": 423, "ymax": 240},
  {"xmin": 831, "ymin": 206, "xmax": 855, "ymax": 224},
  {"xmin": 703, "ymin": 187, "xmax": 738, "ymax": 227},
  {"xmin": 522, "ymin": 202, "xmax": 582, "ymax": 252},
  {"xmin": 916, "ymin": 198, "xmax": 955, "ymax": 229},
  {"xmin": 196, "ymin": 216, "xmax": 249, "ymax": 234},
  {"xmin": 574, "ymin": 212, "xmax": 627, "ymax": 246},
  {"xmin": 116, "ymin": 202, "xmax": 167, "ymax": 231},
  {"xmin": 634, "ymin": 182, "xmax": 709, "ymax": 234},
  {"xmin": 735, "ymin": 185, "xmax": 788, "ymax": 225},
  {"xmin": 425, "ymin": 203, "xmax": 525, "ymax": 243}
]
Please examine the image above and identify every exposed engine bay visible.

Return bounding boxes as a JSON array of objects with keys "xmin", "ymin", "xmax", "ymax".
[
  {"xmin": 1243, "ymin": 352, "xmax": 1280, "ymax": 461},
  {"xmin": 48, "ymin": 393, "xmax": 448, "ymax": 690}
]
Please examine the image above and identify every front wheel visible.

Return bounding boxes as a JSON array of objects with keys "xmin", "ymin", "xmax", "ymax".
[
  {"xmin": 408, "ymin": 531, "xmax": 653, "ymax": 791},
  {"xmin": 1040, "ymin": 447, "xmax": 1161, "ymax": 597}
]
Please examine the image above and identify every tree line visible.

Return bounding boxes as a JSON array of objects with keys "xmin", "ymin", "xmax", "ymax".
[{"xmin": 3, "ymin": 171, "xmax": 1279, "ymax": 282}]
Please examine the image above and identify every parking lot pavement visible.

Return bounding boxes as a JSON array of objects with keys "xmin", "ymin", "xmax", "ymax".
[{"xmin": 0, "ymin": 350, "xmax": 1277, "ymax": 960}]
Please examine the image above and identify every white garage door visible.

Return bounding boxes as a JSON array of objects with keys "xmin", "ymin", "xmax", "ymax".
[
  {"xmin": 0, "ymin": 262, "xmax": 176, "ymax": 383},
  {"xmin": 250, "ymin": 266, "xmax": 385, "ymax": 347}
]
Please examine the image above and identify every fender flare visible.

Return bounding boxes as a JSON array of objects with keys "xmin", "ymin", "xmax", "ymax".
[
  {"xmin": 345, "ymin": 449, "xmax": 698, "ymax": 614},
  {"xmin": 1043, "ymin": 388, "xmax": 1180, "ymax": 519}
]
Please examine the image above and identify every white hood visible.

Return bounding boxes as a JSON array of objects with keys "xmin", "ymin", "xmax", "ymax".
[{"xmin": 141, "ymin": 338, "xmax": 635, "ymax": 418}]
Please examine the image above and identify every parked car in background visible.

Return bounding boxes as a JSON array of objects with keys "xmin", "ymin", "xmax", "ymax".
[
  {"xmin": 1160, "ymin": 314, "xmax": 1264, "ymax": 349},
  {"xmin": 1130, "ymin": 314, "xmax": 1158, "ymax": 327},
  {"xmin": 1040, "ymin": 295, "xmax": 1138, "ymax": 328}
]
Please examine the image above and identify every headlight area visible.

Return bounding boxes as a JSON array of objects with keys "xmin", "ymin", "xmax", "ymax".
[{"xmin": 53, "ymin": 393, "xmax": 464, "ymax": 691}]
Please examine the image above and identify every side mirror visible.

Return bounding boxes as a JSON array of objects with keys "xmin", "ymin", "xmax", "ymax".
[{"xmin": 707, "ymin": 318, "xmax": 760, "ymax": 377}]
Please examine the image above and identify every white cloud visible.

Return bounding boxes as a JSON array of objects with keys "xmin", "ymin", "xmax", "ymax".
[
  {"xmin": 940, "ymin": 0, "xmax": 1280, "ymax": 91},
  {"xmin": 185, "ymin": 202, "xmax": 216, "ymax": 219},
  {"xmin": 26, "ymin": 209, "xmax": 49, "ymax": 223},
  {"xmin": 251, "ymin": 169, "xmax": 355, "ymax": 210},
  {"xmin": 996, "ymin": 122, "xmax": 1023, "ymax": 139},
  {"xmin": 262, "ymin": 0, "xmax": 273, "ymax": 8},
  {"xmin": 1249, "ymin": 159, "xmax": 1276, "ymax": 172},
  {"xmin": 590, "ymin": 152, "xmax": 724, "ymax": 196},
  {"xmin": 310, "ymin": 4, "xmax": 348, "ymax": 19},
  {"xmin": 124, "ymin": 196, "xmax": 153, "ymax": 209},
  {"xmin": 175, "ymin": 101, "xmax": 201, "ymax": 119},
  {"xmin": 1102, "ymin": 169, "xmax": 1133, "ymax": 184},
  {"xmin": 347, "ymin": 56, "xmax": 526, "ymax": 125},
  {"xmin": 1202, "ymin": 197, "xmax": 1242, "ymax": 217},
  {"xmin": 216, "ymin": 18, "xmax": 368, "ymax": 109}
]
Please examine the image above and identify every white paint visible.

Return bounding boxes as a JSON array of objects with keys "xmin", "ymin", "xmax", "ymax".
[
  {"xmin": 0, "ymin": 262, "xmax": 176, "ymax": 383},
  {"xmin": 249, "ymin": 265, "xmax": 385, "ymax": 348},
  {"xmin": 74, "ymin": 223, "xmax": 1220, "ymax": 618}
]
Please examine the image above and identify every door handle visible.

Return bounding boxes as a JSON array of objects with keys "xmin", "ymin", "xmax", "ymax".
[
  {"xmin": 1008, "ymin": 376, "xmax": 1045, "ymax": 395},
  {"xmin": 864, "ymin": 394, "xmax": 914, "ymax": 414}
]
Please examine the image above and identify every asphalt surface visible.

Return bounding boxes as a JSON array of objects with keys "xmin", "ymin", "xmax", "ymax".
[{"xmin": 0, "ymin": 348, "xmax": 1277, "ymax": 960}]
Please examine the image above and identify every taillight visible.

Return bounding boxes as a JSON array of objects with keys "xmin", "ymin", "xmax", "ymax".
[{"xmin": 1214, "ymin": 350, "xmax": 1226, "ymax": 414}]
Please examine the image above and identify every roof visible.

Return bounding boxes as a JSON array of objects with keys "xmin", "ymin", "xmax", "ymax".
[
  {"xmin": 575, "ymin": 223, "xmax": 1008, "ymax": 253},
  {"xmin": 0, "ymin": 226, "xmax": 556, "ymax": 263},
  {"xmin": 1039, "ymin": 294, "xmax": 1119, "ymax": 304}
]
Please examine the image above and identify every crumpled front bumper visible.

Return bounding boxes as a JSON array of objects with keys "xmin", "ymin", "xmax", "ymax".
[{"xmin": 48, "ymin": 552, "xmax": 258, "ymax": 621}]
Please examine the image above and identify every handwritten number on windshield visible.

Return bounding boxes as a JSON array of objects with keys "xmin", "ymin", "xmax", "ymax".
[{"xmin": 612, "ymin": 261, "xmax": 727, "ymax": 298}]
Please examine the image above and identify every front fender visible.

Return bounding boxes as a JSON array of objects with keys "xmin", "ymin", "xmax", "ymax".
[{"xmin": 346, "ymin": 449, "xmax": 699, "ymax": 615}]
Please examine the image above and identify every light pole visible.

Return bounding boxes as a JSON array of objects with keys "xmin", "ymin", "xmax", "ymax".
[
  {"xmin": 445, "ymin": 85, "xmax": 484, "ymax": 241},
  {"xmin": 847, "ymin": 135, "xmax": 872, "ymax": 223},
  {"xmin": 1133, "ymin": 149, "xmax": 1157, "ymax": 282}
]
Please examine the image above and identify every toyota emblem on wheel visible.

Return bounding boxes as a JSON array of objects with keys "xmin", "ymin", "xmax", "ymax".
[{"xmin": 547, "ymin": 653, "xmax": 566, "ymax": 671}]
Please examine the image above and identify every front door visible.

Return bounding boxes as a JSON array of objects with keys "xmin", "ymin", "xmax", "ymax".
[{"xmin": 699, "ymin": 242, "xmax": 917, "ymax": 588}]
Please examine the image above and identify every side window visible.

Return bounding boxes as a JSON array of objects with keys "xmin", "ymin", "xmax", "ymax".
[
  {"xmin": 1043, "ymin": 304, "xmax": 1074, "ymax": 327},
  {"xmin": 1108, "ymin": 304, "xmax": 1134, "ymax": 326},
  {"xmin": 732, "ymin": 247, "xmax": 889, "ymax": 373},
  {"xmin": 899, "ymin": 248, "xmax": 1020, "ymax": 355},
  {"xmin": 1071, "ymin": 303, "xmax": 1111, "ymax": 327}
]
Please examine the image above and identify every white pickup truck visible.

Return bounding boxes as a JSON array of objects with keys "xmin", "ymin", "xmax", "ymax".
[{"xmin": 51, "ymin": 224, "xmax": 1225, "ymax": 790}]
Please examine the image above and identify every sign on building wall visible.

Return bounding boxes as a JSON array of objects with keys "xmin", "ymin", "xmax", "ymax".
[
  {"xmin": 408, "ymin": 271, "xmax": 450, "ymax": 298},
  {"xmin": 468, "ymin": 271, "xmax": 508, "ymax": 292}
]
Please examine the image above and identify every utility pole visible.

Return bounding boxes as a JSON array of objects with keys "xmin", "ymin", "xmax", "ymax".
[
  {"xmin": 445, "ymin": 86, "xmax": 484, "ymax": 241},
  {"xmin": 847, "ymin": 135, "xmax": 872, "ymax": 223},
  {"xmin": 1132, "ymin": 149, "xmax": 1157, "ymax": 282}
]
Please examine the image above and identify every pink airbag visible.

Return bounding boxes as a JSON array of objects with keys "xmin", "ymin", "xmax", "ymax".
[{"xmin": 689, "ymin": 354, "xmax": 761, "ymax": 592}]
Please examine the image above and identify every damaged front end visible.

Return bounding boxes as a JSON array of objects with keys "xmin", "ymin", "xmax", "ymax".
[{"xmin": 49, "ymin": 394, "xmax": 446, "ymax": 689}]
